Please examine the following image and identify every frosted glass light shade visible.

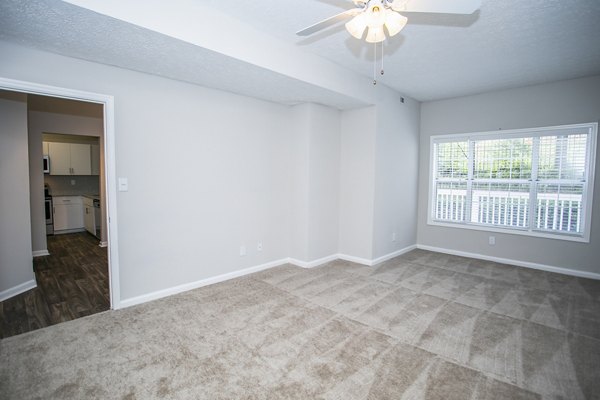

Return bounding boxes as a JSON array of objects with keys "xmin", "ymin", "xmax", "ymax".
[
  {"xmin": 366, "ymin": 26, "xmax": 386, "ymax": 43},
  {"xmin": 345, "ymin": 13, "xmax": 367, "ymax": 39},
  {"xmin": 384, "ymin": 10, "xmax": 407, "ymax": 37}
]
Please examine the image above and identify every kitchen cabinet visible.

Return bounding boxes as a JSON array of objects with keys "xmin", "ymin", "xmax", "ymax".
[
  {"xmin": 48, "ymin": 142, "xmax": 71, "ymax": 175},
  {"xmin": 53, "ymin": 196, "xmax": 84, "ymax": 232},
  {"xmin": 91, "ymin": 144, "xmax": 100, "ymax": 176},
  {"xmin": 83, "ymin": 197, "xmax": 95, "ymax": 235},
  {"xmin": 48, "ymin": 142, "xmax": 92, "ymax": 175}
]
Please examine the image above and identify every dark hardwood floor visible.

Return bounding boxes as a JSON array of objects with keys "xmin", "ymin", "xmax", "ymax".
[{"xmin": 0, "ymin": 232, "xmax": 109, "ymax": 339}]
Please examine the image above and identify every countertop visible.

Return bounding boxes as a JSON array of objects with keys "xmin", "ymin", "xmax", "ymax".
[{"xmin": 52, "ymin": 193, "xmax": 100, "ymax": 200}]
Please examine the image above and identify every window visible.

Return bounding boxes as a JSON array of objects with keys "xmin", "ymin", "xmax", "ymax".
[{"xmin": 429, "ymin": 123, "xmax": 597, "ymax": 242}]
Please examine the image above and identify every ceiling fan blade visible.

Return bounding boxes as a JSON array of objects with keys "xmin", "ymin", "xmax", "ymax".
[
  {"xmin": 296, "ymin": 9, "xmax": 360, "ymax": 36},
  {"xmin": 390, "ymin": 0, "xmax": 481, "ymax": 14}
]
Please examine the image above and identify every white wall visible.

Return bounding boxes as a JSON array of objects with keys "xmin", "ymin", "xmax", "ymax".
[
  {"xmin": 0, "ymin": 92, "xmax": 35, "ymax": 299},
  {"xmin": 290, "ymin": 103, "xmax": 341, "ymax": 263},
  {"xmin": 418, "ymin": 75, "xmax": 600, "ymax": 274},
  {"xmin": 372, "ymin": 92, "xmax": 420, "ymax": 259},
  {"xmin": 289, "ymin": 105, "xmax": 310, "ymax": 262},
  {"xmin": 0, "ymin": 40, "xmax": 422, "ymax": 305},
  {"xmin": 306, "ymin": 104, "xmax": 341, "ymax": 261},
  {"xmin": 339, "ymin": 107, "xmax": 377, "ymax": 260},
  {"xmin": 0, "ymin": 41, "xmax": 293, "ymax": 301},
  {"xmin": 27, "ymin": 110, "xmax": 104, "ymax": 254}
]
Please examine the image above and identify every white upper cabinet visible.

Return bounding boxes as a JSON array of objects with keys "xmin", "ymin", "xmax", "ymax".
[
  {"xmin": 48, "ymin": 142, "xmax": 92, "ymax": 175},
  {"xmin": 70, "ymin": 143, "xmax": 91, "ymax": 175},
  {"xmin": 48, "ymin": 142, "xmax": 72, "ymax": 175}
]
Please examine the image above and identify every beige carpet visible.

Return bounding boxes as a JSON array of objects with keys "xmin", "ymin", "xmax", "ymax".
[{"xmin": 1, "ymin": 250, "xmax": 599, "ymax": 399}]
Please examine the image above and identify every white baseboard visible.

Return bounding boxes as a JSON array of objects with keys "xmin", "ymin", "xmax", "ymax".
[
  {"xmin": 118, "ymin": 247, "xmax": 423, "ymax": 309},
  {"xmin": 288, "ymin": 254, "xmax": 338, "ymax": 268},
  {"xmin": 118, "ymin": 258, "xmax": 290, "ymax": 309},
  {"xmin": 32, "ymin": 250, "xmax": 50, "ymax": 257},
  {"xmin": 0, "ymin": 279, "xmax": 37, "ymax": 302},
  {"xmin": 417, "ymin": 244, "xmax": 600, "ymax": 280},
  {"xmin": 99, "ymin": 241, "xmax": 108, "ymax": 248}
]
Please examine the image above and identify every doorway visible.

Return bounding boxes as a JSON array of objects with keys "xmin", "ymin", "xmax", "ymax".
[{"xmin": 0, "ymin": 77, "xmax": 120, "ymax": 337}]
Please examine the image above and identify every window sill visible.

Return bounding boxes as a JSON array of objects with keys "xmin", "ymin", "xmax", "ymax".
[{"xmin": 426, "ymin": 219, "xmax": 590, "ymax": 243}]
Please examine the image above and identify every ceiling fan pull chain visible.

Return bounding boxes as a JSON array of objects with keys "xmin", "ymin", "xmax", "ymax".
[
  {"xmin": 373, "ymin": 41, "xmax": 377, "ymax": 85},
  {"xmin": 381, "ymin": 40, "xmax": 385, "ymax": 76}
]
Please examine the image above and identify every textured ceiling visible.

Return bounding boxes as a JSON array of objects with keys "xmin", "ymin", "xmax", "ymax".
[
  {"xmin": 1, "ymin": 0, "xmax": 599, "ymax": 105},
  {"xmin": 0, "ymin": 0, "xmax": 367, "ymax": 109},
  {"xmin": 204, "ymin": 0, "xmax": 600, "ymax": 101}
]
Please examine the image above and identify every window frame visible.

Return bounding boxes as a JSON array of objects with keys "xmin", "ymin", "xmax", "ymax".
[{"xmin": 427, "ymin": 123, "xmax": 598, "ymax": 243}]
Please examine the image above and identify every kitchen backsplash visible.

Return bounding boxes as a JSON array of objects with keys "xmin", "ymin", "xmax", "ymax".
[{"xmin": 45, "ymin": 175, "xmax": 100, "ymax": 196}]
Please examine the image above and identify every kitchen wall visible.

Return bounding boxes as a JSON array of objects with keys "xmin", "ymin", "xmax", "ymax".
[
  {"xmin": 44, "ymin": 175, "xmax": 100, "ymax": 196},
  {"xmin": 0, "ymin": 40, "xmax": 421, "ymax": 306},
  {"xmin": 28, "ymin": 109, "xmax": 104, "ymax": 254},
  {"xmin": 418, "ymin": 75, "xmax": 600, "ymax": 274},
  {"xmin": 0, "ymin": 91, "xmax": 35, "ymax": 300}
]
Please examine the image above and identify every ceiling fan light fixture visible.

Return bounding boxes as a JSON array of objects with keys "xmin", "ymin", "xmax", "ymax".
[
  {"xmin": 365, "ymin": 26, "xmax": 385, "ymax": 43},
  {"xmin": 384, "ymin": 10, "xmax": 407, "ymax": 37},
  {"xmin": 345, "ymin": 13, "xmax": 368, "ymax": 39},
  {"xmin": 365, "ymin": 3, "xmax": 386, "ymax": 29}
]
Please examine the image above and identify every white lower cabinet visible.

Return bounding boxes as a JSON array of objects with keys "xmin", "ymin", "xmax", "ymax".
[
  {"xmin": 83, "ymin": 197, "xmax": 95, "ymax": 235},
  {"xmin": 53, "ymin": 196, "xmax": 84, "ymax": 232}
]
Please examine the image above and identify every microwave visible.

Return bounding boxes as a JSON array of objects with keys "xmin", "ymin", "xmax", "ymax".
[{"xmin": 43, "ymin": 155, "xmax": 50, "ymax": 174}]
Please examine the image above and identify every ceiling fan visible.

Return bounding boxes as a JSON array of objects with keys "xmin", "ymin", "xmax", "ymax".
[{"xmin": 296, "ymin": 0, "xmax": 481, "ymax": 43}]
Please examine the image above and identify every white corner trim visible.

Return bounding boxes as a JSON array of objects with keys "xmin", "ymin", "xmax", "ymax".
[
  {"xmin": 32, "ymin": 250, "xmax": 50, "ymax": 257},
  {"xmin": 371, "ymin": 245, "xmax": 418, "ymax": 266},
  {"xmin": 339, "ymin": 244, "xmax": 417, "ymax": 267},
  {"xmin": 0, "ymin": 279, "xmax": 37, "ymax": 302},
  {"xmin": 337, "ymin": 254, "xmax": 374, "ymax": 266},
  {"xmin": 99, "ymin": 241, "xmax": 108, "ymax": 248},
  {"xmin": 288, "ymin": 254, "xmax": 338, "ymax": 269},
  {"xmin": 118, "ymin": 258, "xmax": 290, "ymax": 309},
  {"xmin": 417, "ymin": 244, "xmax": 600, "ymax": 280}
]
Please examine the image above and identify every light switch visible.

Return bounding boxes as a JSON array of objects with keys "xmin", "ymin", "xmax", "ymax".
[{"xmin": 118, "ymin": 177, "xmax": 128, "ymax": 192}]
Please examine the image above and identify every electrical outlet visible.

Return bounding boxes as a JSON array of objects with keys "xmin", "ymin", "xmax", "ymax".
[
  {"xmin": 257, "ymin": 242, "xmax": 263, "ymax": 252},
  {"xmin": 392, "ymin": 232, "xmax": 397, "ymax": 242},
  {"xmin": 489, "ymin": 236, "xmax": 496, "ymax": 246},
  {"xmin": 71, "ymin": 179, "xmax": 76, "ymax": 186},
  {"xmin": 239, "ymin": 245, "xmax": 246, "ymax": 256}
]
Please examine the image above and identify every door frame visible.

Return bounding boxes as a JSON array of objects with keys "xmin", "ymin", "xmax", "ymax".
[{"xmin": 0, "ymin": 77, "xmax": 121, "ymax": 309}]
